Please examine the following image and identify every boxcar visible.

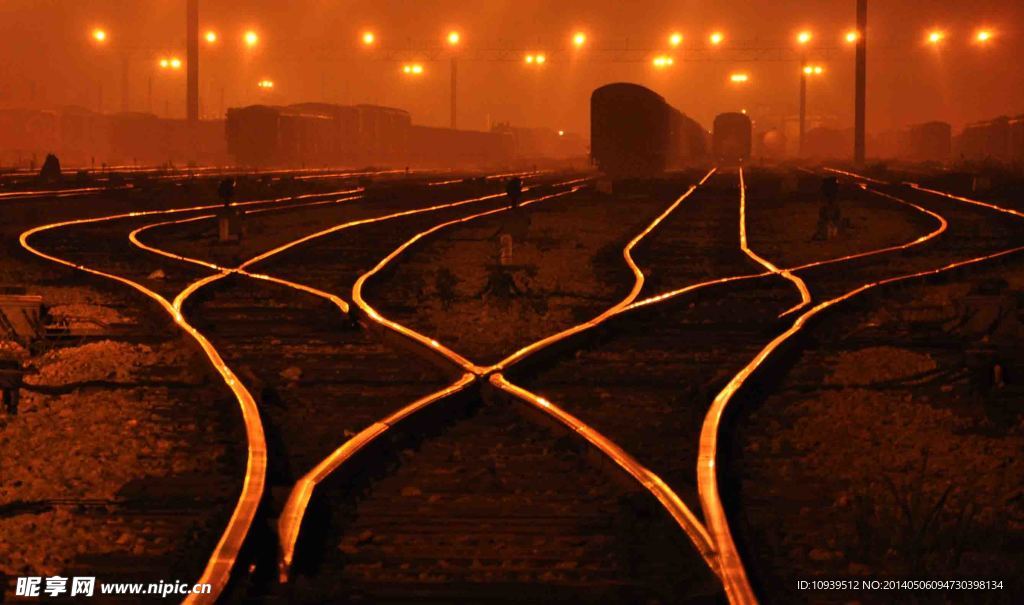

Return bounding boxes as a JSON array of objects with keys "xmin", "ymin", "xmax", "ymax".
[
  {"xmin": 591, "ymin": 83, "xmax": 675, "ymax": 178},
  {"xmin": 712, "ymin": 112, "xmax": 752, "ymax": 163}
]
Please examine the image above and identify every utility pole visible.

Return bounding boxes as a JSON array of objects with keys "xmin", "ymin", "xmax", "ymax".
[
  {"xmin": 186, "ymin": 0, "xmax": 199, "ymax": 124},
  {"xmin": 799, "ymin": 51, "xmax": 807, "ymax": 156},
  {"xmin": 854, "ymin": 0, "xmax": 867, "ymax": 165}
]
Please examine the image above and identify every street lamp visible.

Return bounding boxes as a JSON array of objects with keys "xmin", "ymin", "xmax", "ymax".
[
  {"xmin": 257, "ymin": 79, "xmax": 274, "ymax": 89},
  {"xmin": 524, "ymin": 53, "xmax": 547, "ymax": 65},
  {"xmin": 244, "ymin": 30, "xmax": 259, "ymax": 48},
  {"xmin": 975, "ymin": 29, "xmax": 993, "ymax": 44},
  {"xmin": 709, "ymin": 31, "xmax": 724, "ymax": 46},
  {"xmin": 652, "ymin": 55, "xmax": 674, "ymax": 69},
  {"xmin": 92, "ymin": 28, "xmax": 108, "ymax": 43},
  {"xmin": 362, "ymin": 31, "xmax": 376, "ymax": 46},
  {"xmin": 797, "ymin": 30, "xmax": 812, "ymax": 45},
  {"xmin": 926, "ymin": 29, "xmax": 945, "ymax": 45},
  {"xmin": 729, "ymin": 72, "xmax": 749, "ymax": 83},
  {"xmin": 799, "ymin": 64, "xmax": 825, "ymax": 155},
  {"xmin": 572, "ymin": 32, "xmax": 587, "ymax": 48},
  {"xmin": 669, "ymin": 32, "xmax": 684, "ymax": 47},
  {"xmin": 402, "ymin": 64, "xmax": 424, "ymax": 75},
  {"xmin": 204, "ymin": 30, "xmax": 218, "ymax": 44},
  {"xmin": 446, "ymin": 30, "xmax": 461, "ymax": 128},
  {"xmin": 844, "ymin": 29, "xmax": 860, "ymax": 44}
]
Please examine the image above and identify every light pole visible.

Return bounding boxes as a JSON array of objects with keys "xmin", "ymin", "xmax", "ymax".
[
  {"xmin": 186, "ymin": 0, "xmax": 199, "ymax": 125},
  {"xmin": 446, "ymin": 31, "xmax": 460, "ymax": 129},
  {"xmin": 854, "ymin": 0, "xmax": 867, "ymax": 165},
  {"xmin": 796, "ymin": 31, "xmax": 812, "ymax": 155}
]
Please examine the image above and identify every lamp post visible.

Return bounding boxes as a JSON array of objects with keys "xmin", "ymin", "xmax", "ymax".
[
  {"xmin": 447, "ymin": 31, "xmax": 460, "ymax": 129},
  {"xmin": 797, "ymin": 31, "xmax": 812, "ymax": 156},
  {"xmin": 854, "ymin": 0, "xmax": 867, "ymax": 165}
]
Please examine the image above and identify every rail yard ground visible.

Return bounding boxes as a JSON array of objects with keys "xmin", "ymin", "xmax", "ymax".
[{"xmin": 1, "ymin": 165, "xmax": 1022, "ymax": 603}]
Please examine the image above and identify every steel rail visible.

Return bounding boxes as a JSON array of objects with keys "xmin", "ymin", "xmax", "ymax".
[
  {"xmin": 485, "ymin": 168, "xmax": 717, "ymax": 373},
  {"xmin": 19, "ymin": 218, "xmax": 266, "ymax": 605},
  {"xmin": 696, "ymin": 169, "xmax": 1024, "ymax": 605},
  {"xmin": 489, "ymin": 373, "xmax": 720, "ymax": 573},
  {"xmin": 351, "ymin": 184, "xmax": 587, "ymax": 374},
  {"xmin": 737, "ymin": 168, "xmax": 812, "ymax": 317},
  {"xmin": 276, "ymin": 373, "xmax": 476, "ymax": 582}
]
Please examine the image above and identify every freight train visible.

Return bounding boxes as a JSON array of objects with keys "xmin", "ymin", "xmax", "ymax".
[
  {"xmin": 225, "ymin": 102, "xmax": 515, "ymax": 168},
  {"xmin": 590, "ymin": 83, "xmax": 707, "ymax": 178},
  {"xmin": 712, "ymin": 112, "xmax": 752, "ymax": 163},
  {"xmin": 955, "ymin": 115, "xmax": 1024, "ymax": 164},
  {"xmin": 0, "ymin": 107, "xmax": 227, "ymax": 168}
]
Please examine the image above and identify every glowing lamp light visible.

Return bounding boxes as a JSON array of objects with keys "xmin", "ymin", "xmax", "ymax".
[
  {"xmin": 797, "ymin": 31, "xmax": 812, "ymax": 45},
  {"xmin": 204, "ymin": 31, "xmax": 218, "ymax": 44},
  {"xmin": 362, "ymin": 31, "xmax": 375, "ymax": 45},
  {"xmin": 669, "ymin": 32, "xmax": 683, "ymax": 47},
  {"xmin": 845, "ymin": 30, "xmax": 860, "ymax": 44},
  {"xmin": 730, "ymin": 72, "xmax": 749, "ymax": 83},
  {"xmin": 652, "ymin": 55, "xmax": 674, "ymax": 68},
  {"xmin": 447, "ymin": 31, "xmax": 460, "ymax": 46},
  {"xmin": 402, "ymin": 64, "xmax": 424, "ymax": 75},
  {"xmin": 244, "ymin": 30, "xmax": 259, "ymax": 47},
  {"xmin": 927, "ymin": 30, "xmax": 945, "ymax": 45},
  {"xmin": 573, "ymin": 32, "xmax": 587, "ymax": 47},
  {"xmin": 709, "ymin": 31, "xmax": 724, "ymax": 46},
  {"xmin": 257, "ymin": 79, "xmax": 274, "ymax": 89},
  {"xmin": 92, "ymin": 29, "xmax": 108, "ymax": 43},
  {"xmin": 535, "ymin": 53, "xmax": 546, "ymax": 64},
  {"xmin": 558, "ymin": 130, "xmax": 565, "ymax": 136},
  {"xmin": 976, "ymin": 29, "xmax": 993, "ymax": 43},
  {"xmin": 159, "ymin": 58, "xmax": 170, "ymax": 69},
  {"xmin": 170, "ymin": 57, "xmax": 182, "ymax": 70}
]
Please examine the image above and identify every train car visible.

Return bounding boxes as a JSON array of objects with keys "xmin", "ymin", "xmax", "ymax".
[
  {"xmin": 904, "ymin": 121, "xmax": 951, "ymax": 162},
  {"xmin": 669, "ymin": 110, "xmax": 709, "ymax": 165},
  {"xmin": 355, "ymin": 105, "xmax": 412, "ymax": 164},
  {"xmin": 407, "ymin": 125, "xmax": 513, "ymax": 168},
  {"xmin": 107, "ymin": 112, "xmax": 164, "ymax": 165},
  {"xmin": 55, "ymin": 106, "xmax": 110, "ymax": 167},
  {"xmin": 712, "ymin": 112, "xmax": 752, "ymax": 163},
  {"xmin": 956, "ymin": 116, "xmax": 1012, "ymax": 162},
  {"xmin": 0, "ymin": 108, "xmax": 59, "ymax": 167},
  {"xmin": 591, "ymin": 83, "xmax": 674, "ymax": 178},
  {"xmin": 289, "ymin": 103, "xmax": 359, "ymax": 164},
  {"xmin": 226, "ymin": 105, "xmax": 334, "ymax": 166}
]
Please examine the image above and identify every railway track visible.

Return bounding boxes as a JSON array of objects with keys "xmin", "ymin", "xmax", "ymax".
[{"xmin": 18, "ymin": 163, "xmax": 1024, "ymax": 604}]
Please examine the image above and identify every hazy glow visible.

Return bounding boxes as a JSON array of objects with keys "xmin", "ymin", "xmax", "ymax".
[
  {"xmin": 91, "ymin": 28, "xmax": 107, "ymax": 43},
  {"xmin": 244, "ymin": 30, "xmax": 259, "ymax": 47},
  {"xmin": 402, "ymin": 63, "xmax": 424, "ymax": 75},
  {"xmin": 845, "ymin": 29, "xmax": 860, "ymax": 43},
  {"xmin": 204, "ymin": 30, "xmax": 218, "ymax": 44},
  {"xmin": 797, "ymin": 30, "xmax": 812, "ymax": 45},
  {"xmin": 669, "ymin": 32, "xmax": 683, "ymax": 47},
  {"xmin": 927, "ymin": 29, "xmax": 945, "ymax": 44},
  {"xmin": 159, "ymin": 58, "xmax": 169, "ymax": 68},
  {"xmin": 709, "ymin": 31, "xmax": 724, "ymax": 46},
  {"xmin": 535, "ymin": 53, "xmax": 546, "ymax": 64},
  {"xmin": 257, "ymin": 79, "xmax": 274, "ymax": 88},
  {"xmin": 976, "ymin": 29, "xmax": 993, "ymax": 43},
  {"xmin": 652, "ymin": 55, "xmax": 674, "ymax": 68},
  {"xmin": 573, "ymin": 32, "xmax": 587, "ymax": 47},
  {"xmin": 170, "ymin": 57, "xmax": 182, "ymax": 70},
  {"xmin": 447, "ymin": 31, "xmax": 460, "ymax": 46},
  {"xmin": 730, "ymin": 72, "xmax": 749, "ymax": 83},
  {"xmin": 362, "ymin": 31, "xmax": 375, "ymax": 45}
]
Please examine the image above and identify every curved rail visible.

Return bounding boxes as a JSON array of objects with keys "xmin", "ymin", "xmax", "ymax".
[
  {"xmin": 351, "ymin": 183, "xmax": 588, "ymax": 374},
  {"xmin": 737, "ymin": 167, "xmax": 811, "ymax": 317},
  {"xmin": 694, "ymin": 172, "xmax": 1024, "ymax": 605},
  {"xmin": 276, "ymin": 373, "xmax": 476, "ymax": 582},
  {"xmin": 19, "ymin": 218, "xmax": 267, "ymax": 605},
  {"xmin": 486, "ymin": 168, "xmax": 716, "ymax": 373},
  {"xmin": 489, "ymin": 374, "xmax": 719, "ymax": 572}
]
